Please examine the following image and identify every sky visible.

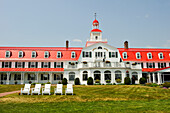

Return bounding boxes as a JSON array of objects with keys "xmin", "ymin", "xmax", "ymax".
[{"xmin": 0, "ymin": 0, "xmax": 170, "ymax": 48}]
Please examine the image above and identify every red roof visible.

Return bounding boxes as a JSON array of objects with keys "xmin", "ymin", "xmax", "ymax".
[
  {"xmin": 118, "ymin": 48, "xmax": 170, "ymax": 62},
  {"xmin": 93, "ymin": 19, "xmax": 99, "ymax": 24},
  {"xmin": 91, "ymin": 29, "xmax": 102, "ymax": 32},
  {"xmin": 0, "ymin": 47, "xmax": 82, "ymax": 61},
  {"xmin": 142, "ymin": 67, "xmax": 170, "ymax": 72},
  {"xmin": 0, "ymin": 68, "xmax": 64, "ymax": 72}
]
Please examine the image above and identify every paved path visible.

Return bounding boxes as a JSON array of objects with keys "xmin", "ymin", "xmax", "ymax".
[{"xmin": 0, "ymin": 90, "xmax": 20, "ymax": 97}]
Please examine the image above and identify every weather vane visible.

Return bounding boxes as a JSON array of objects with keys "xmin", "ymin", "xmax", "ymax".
[{"xmin": 94, "ymin": 13, "xmax": 96, "ymax": 19}]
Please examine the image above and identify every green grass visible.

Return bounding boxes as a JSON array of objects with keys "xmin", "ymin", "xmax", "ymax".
[
  {"xmin": 0, "ymin": 85, "xmax": 24, "ymax": 93},
  {"xmin": 0, "ymin": 85, "xmax": 170, "ymax": 113}
]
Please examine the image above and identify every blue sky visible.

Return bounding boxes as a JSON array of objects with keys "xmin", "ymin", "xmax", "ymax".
[{"xmin": 0, "ymin": 0, "xmax": 170, "ymax": 48}]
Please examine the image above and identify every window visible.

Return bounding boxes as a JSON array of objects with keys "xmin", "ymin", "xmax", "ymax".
[
  {"xmin": 57, "ymin": 51, "xmax": 61, "ymax": 58},
  {"xmin": 5, "ymin": 51, "xmax": 11, "ymax": 58},
  {"xmin": 18, "ymin": 51, "xmax": 23, "ymax": 58},
  {"xmin": 82, "ymin": 51, "xmax": 92, "ymax": 58},
  {"xmin": 132, "ymin": 72, "xmax": 138, "ymax": 80},
  {"xmin": 41, "ymin": 74, "xmax": 49, "ymax": 80},
  {"xmin": 32, "ymin": 51, "xmax": 36, "ymax": 58},
  {"xmin": 109, "ymin": 52, "xmax": 118, "ymax": 58},
  {"xmin": 1, "ymin": 74, "xmax": 7, "ymax": 80},
  {"xmin": 104, "ymin": 70, "xmax": 111, "ymax": 80},
  {"xmin": 98, "ymin": 46, "xmax": 102, "ymax": 49},
  {"xmin": 158, "ymin": 53, "xmax": 163, "ymax": 59},
  {"xmin": 4, "ymin": 62, "xmax": 11, "ymax": 68},
  {"xmin": 16, "ymin": 62, "xmax": 24, "ymax": 68},
  {"xmin": 115, "ymin": 70, "xmax": 122, "ymax": 80},
  {"xmin": 83, "ymin": 71, "xmax": 88, "ymax": 81},
  {"xmin": 95, "ymin": 52, "xmax": 104, "ymax": 58},
  {"xmin": 95, "ymin": 36, "xmax": 98, "ymax": 40},
  {"xmin": 54, "ymin": 74, "xmax": 63, "ymax": 80},
  {"xmin": 136, "ymin": 52, "xmax": 141, "ymax": 59},
  {"xmin": 29, "ymin": 62, "xmax": 37, "ymax": 68},
  {"xmin": 147, "ymin": 52, "xmax": 152, "ymax": 59},
  {"xmin": 14, "ymin": 74, "xmax": 21, "ymax": 80},
  {"xmin": 158, "ymin": 62, "xmax": 166, "ymax": 68},
  {"xmin": 42, "ymin": 62, "xmax": 50, "ymax": 68},
  {"xmin": 44, "ymin": 51, "xmax": 49, "ymax": 58},
  {"xmin": 69, "ymin": 72, "xmax": 75, "ymax": 81},
  {"xmin": 123, "ymin": 52, "xmax": 127, "ymax": 59},
  {"xmin": 28, "ymin": 74, "xmax": 36, "ymax": 80},
  {"xmin": 94, "ymin": 70, "xmax": 101, "ymax": 80},
  {"xmin": 54, "ymin": 62, "xmax": 63, "ymax": 68},
  {"xmin": 146, "ymin": 62, "xmax": 155, "ymax": 68},
  {"xmin": 71, "ymin": 51, "xmax": 76, "ymax": 58}
]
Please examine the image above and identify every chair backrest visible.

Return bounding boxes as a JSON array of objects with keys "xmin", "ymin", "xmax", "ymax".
[
  {"xmin": 35, "ymin": 84, "xmax": 41, "ymax": 90},
  {"xmin": 67, "ymin": 84, "xmax": 73, "ymax": 89},
  {"xmin": 45, "ymin": 84, "xmax": 51, "ymax": 89},
  {"xmin": 57, "ymin": 84, "xmax": 63, "ymax": 89},
  {"xmin": 24, "ymin": 84, "xmax": 31, "ymax": 89}
]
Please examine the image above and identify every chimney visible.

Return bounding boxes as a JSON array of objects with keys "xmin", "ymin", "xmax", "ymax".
[
  {"xmin": 66, "ymin": 40, "xmax": 69, "ymax": 49},
  {"xmin": 124, "ymin": 41, "xmax": 128, "ymax": 49}
]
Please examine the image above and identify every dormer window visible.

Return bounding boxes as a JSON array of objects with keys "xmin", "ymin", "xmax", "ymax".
[
  {"xmin": 71, "ymin": 51, "xmax": 76, "ymax": 58},
  {"xmin": 136, "ymin": 52, "xmax": 141, "ymax": 59},
  {"xmin": 158, "ymin": 53, "xmax": 163, "ymax": 59},
  {"xmin": 19, "ymin": 51, "xmax": 23, "ymax": 58},
  {"xmin": 32, "ymin": 51, "xmax": 36, "ymax": 58},
  {"xmin": 44, "ymin": 51, "xmax": 49, "ymax": 58},
  {"xmin": 57, "ymin": 51, "xmax": 61, "ymax": 58},
  {"xmin": 147, "ymin": 52, "xmax": 152, "ymax": 59},
  {"xmin": 95, "ymin": 36, "xmax": 98, "ymax": 40},
  {"xmin": 5, "ymin": 51, "xmax": 11, "ymax": 58},
  {"xmin": 123, "ymin": 52, "xmax": 127, "ymax": 59}
]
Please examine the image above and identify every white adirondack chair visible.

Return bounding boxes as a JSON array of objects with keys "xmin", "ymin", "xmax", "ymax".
[
  {"xmin": 21, "ymin": 84, "xmax": 31, "ymax": 95},
  {"xmin": 31, "ymin": 84, "xmax": 41, "ymax": 95},
  {"xmin": 65, "ymin": 84, "xmax": 73, "ymax": 95},
  {"xmin": 42, "ymin": 84, "xmax": 51, "ymax": 95},
  {"xmin": 54, "ymin": 84, "xmax": 63, "ymax": 95}
]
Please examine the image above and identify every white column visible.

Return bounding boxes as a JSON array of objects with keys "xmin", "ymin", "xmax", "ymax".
[
  {"xmin": 21, "ymin": 73, "xmax": 24, "ymax": 84},
  {"xmin": 157, "ymin": 72, "xmax": 161, "ymax": 84},
  {"xmin": 12, "ymin": 62, "xmax": 15, "ymax": 68},
  {"xmin": 155, "ymin": 63, "xmax": 158, "ymax": 68},
  {"xmin": 111, "ymin": 72, "xmax": 115, "ymax": 84},
  {"xmin": 6, "ymin": 72, "xmax": 10, "ymax": 84},
  {"xmin": 121, "ymin": 71, "xmax": 125, "ymax": 84},
  {"xmin": 35, "ymin": 73, "xmax": 39, "ymax": 83},
  {"xmin": 0, "ymin": 62, "xmax": 2, "ymax": 68},
  {"xmin": 25, "ymin": 62, "xmax": 28, "ymax": 68},
  {"xmin": 149, "ymin": 73, "xmax": 151, "ymax": 83},
  {"xmin": 101, "ymin": 71, "xmax": 104, "ymax": 84},
  {"xmin": 153, "ymin": 73, "xmax": 155, "ymax": 83},
  {"xmin": 49, "ymin": 72, "xmax": 53, "ymax": 84},
  {"xmin": 38, "ymin": 62, "xmax": 41, "ymax": 68},
  {"xmin": 51, "ymin": 62, "xmax": 54, "ymax": 68},
  {"xmin": 143, "ymin": 62, "xmax": 147, "ymax": 68}
]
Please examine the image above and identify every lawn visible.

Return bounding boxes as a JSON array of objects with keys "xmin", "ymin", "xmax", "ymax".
[
  {"xmin": 0, "ymin": 85, "xmax": 24, "ymax": 93},
  {"xmin": 0, "ymin": 85, "xmax": 170, "ymax": 113}
]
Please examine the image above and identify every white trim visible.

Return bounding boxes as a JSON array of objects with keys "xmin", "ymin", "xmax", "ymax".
[
  {"xmin": 71, "ymin": 51, "xmax": 76, "ymax": 58},
  {"xmin": 147, "ymin": 52, "xmax": 152, "ymax": 59},
  {"xmin": 44, "ymin": 51, "xmax": 49, "ymax": 58},
  {"xmin": 122, "ymin": 52, "xmax": 127, "ymax": 59},
  {"xmin": 57, "ymin": 51, "xmax": 61, "ymax": 58},
  {"xmin": 158, "ymin": 52, "xmax": 163, "ymax": 59},
  {"xmin": 136, "ymin": 52, "xmax": 141, "ymax": 59},
  {"xmin": 18, "ymin": 51, "xmax": 23, "ymax": 58},
  {"xmin": 5, "ymin": 51, "xmax": 11, "ymax": 58},
  {"xmin": 32, "ymin": 51, "xmax": 36, "ymax": 58}
]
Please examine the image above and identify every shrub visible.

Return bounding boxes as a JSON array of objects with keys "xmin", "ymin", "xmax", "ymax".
[
  {"xmin": 95, "ymin": 79, "xmax": 100, "ymax": 83},
  {"xmin": 106, "ymin": 80, "xmax": 111, "ymax": 83},
  {"xmin": 139, "ymin": 77, "xmax": 147, "ymax": 84},
  {"xmin": 31, "ymin": 83, "xmax": 36, "ymax": 85},
  {"xmin": 62, "ymin": 78, "xmax": 68, "ymax": 85},
  {"xmin": 131, "ymin": 78, "xmax": 135, "ymax": 84},
  {"xmin": 41, "ymin": 83, "xmax": 45, "ymax": 85},
  {"xmin": 87, "ymin": 77, "xmax": 93, "ymax": 85},
  {"xmin": 145, "ymin": 83, "xmax": 152, "ymax": 86},
  {"xmin": 124, "ymin": 77, "xmax": 131, "ymax": 85},
  {"xmin": 15, "ymin": 81, "xmax": 17, "ymax": 84},
  {"xmin": 150, "ymin": 83, "xmax": 159, "ymax": 87},
  {"xmin": 116, "ymin": 79, "xmax": 121, "ymax": 83},
  {"xmin": 163, "ymin": 82, "xmax": 170, "ymax": 88},
  {"xmin": 29, "ymin": 81, "xmax": 32, "ymax": 84},
  {"xmin": 46, "ymin": 82, "xmax": 51, "ymax": 84},
  {"xmin": 58, "ymin": 81, "xmax": 62, "ymax": 84},
  {"xmin": 74, "ymin": 78, "xmax": 80, "ymax": 85},
  {"xmin": 113, "ymin": 83, "xmax": 116, "ymax": 85}
]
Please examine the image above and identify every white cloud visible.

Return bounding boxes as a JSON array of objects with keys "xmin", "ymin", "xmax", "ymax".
[{"xmin": 72, "ymin": 39, "xmax": 82, "ymax": 43}]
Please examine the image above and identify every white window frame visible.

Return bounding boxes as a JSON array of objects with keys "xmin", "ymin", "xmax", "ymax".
[
  {"xmin": 5, "ymin": 51, "xmax": 11, "ymax": 58},
  {"xmin": 18, "ymin": 51, "xmax": 23, "ymax": 58},
  {"xmin": 123, "ymin": 52, "xmax": 127, "ymax": 59},
  {"xmin": 57, "ymin": 51, "xmax": 61, "ymax": 58},
  {"xmin": 158, "ymin": 52, "xmax": 163, "ymax": 59},
  {"xmin": 32, "ymin": 51, "xmax": 36, "ymax": 58},
  {"xmin": 71, "ymin": 51, "xmax": 76, "ymax": 58},
  {"xmin": 136, "ymin": 52, "xmax": 141, "ymax": 59},
  {"xmin": 147, "ymin": 52, "xmax": 152, "ymax": 59},
  {"xmin": 44, "ymin": 51, "xmax": 49, "ymax": 58}
]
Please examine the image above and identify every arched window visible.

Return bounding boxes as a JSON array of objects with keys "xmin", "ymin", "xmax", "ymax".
[
  {"xmin": 115, "ymin": 70, "xmax": 122, "ymax": 80},
  {"xmin": 44, "ymin": 51, "xmax": 49, "ymax": 58},
  {"xmin": 57, "ymin": 51, "xmax": 61, "ymax": 58},
  {"xmin": 71, "ymin": 51, "xmax": 76, "ymax": 58},
  {"xmin": 132, "ymin": 72, "xmax": 138, "ymax": 80},
  {"xmin": 123, "ymin": 52, "xmax": 127, "ymax": 59},
  {"xmin": 126, "ymin": 71, "xmax": 129, "ymax": 77},
  {"xmin": 136, "ymin": 52, "xmax": 141, "ymax": 59},
  {"xmin": 5, "ymin": 51, "xmax": 11, "ymax": 58},
  {"xmin": 83, "ymin": 71, "xmax": 88, "ymax": 81},
  {"xmin": 18, "ymin": 51, "xmax": 23, "ymax": 58},
  {"xmin": 98, "ymin": 46, "xmax": 102, "ymax": 49},
  {"xmin": 158, "ymin": 52, "xmax": 163, "ymax": 59},
  {"xmin": 104, "ymin": 70, "xmax": 111, "ymax": 80},
  {"xmin": 32, "ymin": 51, "xmax": 36, "ymax": 58},
  {"xmin": 95, "ymin": 36, "xmax": 98, "ymax": 40},
  {"xmin": 94, "ymin": 70, "xmax": 101, "ymax": 80},
  {"xmin": 147, "ymin": 52, "xmax": 152, "ymax": 59},
  {"xmin": 69, "ymin": 72, "xmax": 75, "ymax": 81}
]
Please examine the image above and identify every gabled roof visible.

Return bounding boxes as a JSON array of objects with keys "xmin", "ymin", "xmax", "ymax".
[
  {"xmin": 0, "ymin": 47, "xmax": 82, "ymax": 61},
  {"xmin": 118, "ymin": 48, "xmax": 170, "ymax": 62}
]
